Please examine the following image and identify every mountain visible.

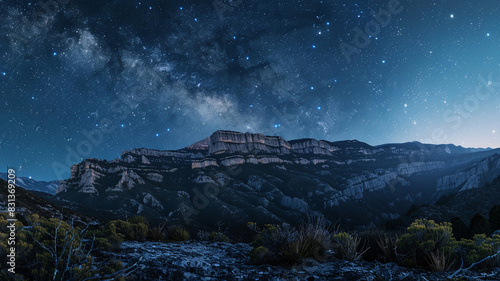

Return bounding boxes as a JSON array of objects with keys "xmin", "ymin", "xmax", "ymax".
[
  {"xmin": 0, "ymin": 178, "xmax": 98, "ymax": 225},
  {"xmin": 0, "ymin": 172, "xmax": 59, "ymax": 194},
  {"xmin": 54, "ymin": 130, "xmax": 500, "ymax": 235}
]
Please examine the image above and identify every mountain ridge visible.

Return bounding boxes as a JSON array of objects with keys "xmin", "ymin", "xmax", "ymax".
[
  {"xmin": 0, "ymin": 172, "xmax": 59, "ymax": 194},
  {"xmin": 54, "ymin": 130, "xmax": 500, "ymax": 234}
]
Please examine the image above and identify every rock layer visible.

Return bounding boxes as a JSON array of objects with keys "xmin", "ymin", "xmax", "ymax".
[{"xmin": 55, "ymin": 130, "xmax": 500, "ymax": 230}]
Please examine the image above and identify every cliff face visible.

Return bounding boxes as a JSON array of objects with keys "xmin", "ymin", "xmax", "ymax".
[
  {"xmin": 436, "ymin": 157, "xmax": 500, "ymax": 192},
  {"xmin": 55, "ymin": 130, "xmax": 500, "ymax": 230},
  {"xmin": 208, "ymin": 131, "xmax": 292, "ymax": 155}
]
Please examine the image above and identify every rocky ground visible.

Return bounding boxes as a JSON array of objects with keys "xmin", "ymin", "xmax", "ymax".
[{"xmin": 103, "ymin": 241, "xmax": 500, "ymax": 280}]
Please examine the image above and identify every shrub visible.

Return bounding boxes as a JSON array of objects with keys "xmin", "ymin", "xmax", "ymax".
[
  {"xmin": 209, "ymin": 232, "xmax": 230, "ymax": 242},
  {"xmin": 249, "ymin": 246, "xmax": 269, "ymax": 263},
  {"xmin": 148, "ymin": 223, "xmax": 166, "ymax": 241},
  {"xmin": 454, "ymin": 234, "xmax": 500, "ymax": 269},
  {"xmin": 280, "ymin": 233, "xmax": 320, "ymax": 263},
  {"xmin": 107, "ymin": 219, "xmax": 148, "ymax": 242},
  {"xmin": 0, "ymin": 214, "xmax": 31, "ymax": 262},
  {"xmin": 358, "ymin": 229, "xmax": 398, "ymax": 262},
  {"xmin": 377, "ymin": 233, "xmax": 398, "ymax": 263},
  {"xmin": 332, "ymin": 232, "xmax": 367, "ymax": 261},
  {"xmin": 23, "ymin": 214, "xmax": 95, "ymax": 280},
  {"xmin": 396, "ymin": 219, "xmax": 456, "ymax": 269},
  {"xmin": 167, "ymin": 226, "xmax": 190, "ymax": 241},
  {"xmin": 0, "ymin": 213, "xmax": 140, "ymax": 280},
  {"xmin": 128, "ymin": 216, "xmax": 149, "ymax": 228},
  {"xmin": 427, "ymin": 249, "xmax": 454, "ymax": 272},
  {"xmin": 249, "ymin": 215, "xmax": 335, "ymax": 264}
]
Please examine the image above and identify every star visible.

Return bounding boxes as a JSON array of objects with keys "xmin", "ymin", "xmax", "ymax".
[
  {"xmin": 382, "ymin": 60, "xmax": 386, "ymax": 64},
  {"xmin": 155, "ymin": 133, "xmax": 159, "ymax": 137},
  {"xmin": 312, "ymin": 45, "xmax": 317, "ymax": 49},
  {"xmin": 487, "ymin": 33, "xmax": 490, "ymax": 37},
  {"xmin": 450, "ymin": 14, "xmax": 454, "ymax": 18},
  {"xmin": 1, "ymin": 72, "xmax": 6, "ymax": 76},
  {"xmin": 317, "ymin": 106, "xmax": 321, "ymax": 110},
  {"xmin": 121, "ymin": 124, "xmax": 125, "ymax": 128},
  {"xmin": 53, "ymin": 52, "xmax": 57, "ymax": 56},
  {"xmin": 404, "ymin": 104, "xmax": 408, "ymax": 107}
]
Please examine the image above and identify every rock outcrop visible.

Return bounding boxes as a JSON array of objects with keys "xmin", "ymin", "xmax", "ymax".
[
  {"xmin": 55, "ymin": 130, "xmax": 500, "ymax": 230},
  {"xmin": 437, "ymin": 158, "xmax": 500, "ymax": 192}
]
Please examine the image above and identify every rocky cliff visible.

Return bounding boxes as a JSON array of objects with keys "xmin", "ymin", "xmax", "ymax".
[
  {"xmin": 436, "ymin": 156, "xmax": 500, "ymax": 192},
  {"xmin": 55, "ymin": 130, "xmax": 500, "ymax": 231}
]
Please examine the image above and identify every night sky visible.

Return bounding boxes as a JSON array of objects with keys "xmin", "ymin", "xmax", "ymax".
[{"xmin": 1, "ymin": 0, "xmax": 499, "ymax": 181}]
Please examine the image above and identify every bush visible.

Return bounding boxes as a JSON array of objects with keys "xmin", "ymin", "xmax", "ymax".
[
  {"xmin": 358, "ymin": 229, "xmax": 398, "ymax": 263},
  {"xmin": 128, "ymin": 216, "xmax": 149, "ymax": 228},
  {"xmin": 1, "ymin": 214, "xmax": 98, "ymax": 281},
  {"xmin": 106, "ymin": 219, "xmax": 148, "ymax": 242},
  {"xmin": 454, "ymin": 234, "xmax": 500, "ymax": 269},
  {"xmin": 148, "ymin": 223, "xmax": 166, "ymax": 241},
  {"xmin": 396, "ymin": 219, "xmax": 456, "ymax": 270},
  {"xmin": 0, "ymin": 213, "xmax": 143, "ymax": 280},
  {"xmin": 167, "ymin": 226, "xmax": 190, "ymax": 241},
  {"xmin": 209, "ymin": 232, "xmax": 230, "ymax": 242},
  {"xmin": 332, "ymin": 232, "xmax": 367, "ymax": 261},
  {"xmin": 249, "ymin": 246, "xmax": 269, "ymax": 263},
  {"xmin": 248, "ymin": 215, "xmax": 335, "ymax": 264},
  {"xmin": 396, "ymin": 218, "xmax": 500, "ymax": 271}
]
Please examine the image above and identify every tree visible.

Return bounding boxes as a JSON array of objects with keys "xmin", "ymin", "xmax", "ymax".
[
  {"xmin": 489, "ymin": 204, "xmax": 500, "ymax": 231},
  {"xmin": 468, "ymin": 213, "xmax": 491, "ymax": 238},
  {"xmin": 450, "ymin": 217, "xmax": 468, "ymax": 240}
]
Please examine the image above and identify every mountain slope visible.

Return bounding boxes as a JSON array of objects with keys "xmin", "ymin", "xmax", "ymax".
[
  {"xmin": 0, "ymin": 172, "xmax": 59, "ymax": 194},
  {"xmin": 0, "ymin": 179, "xmax": 98, "ymax": 225},
  {"xmin": 54, "ymin": 130, "xmax": 500, "ymax": 234}
]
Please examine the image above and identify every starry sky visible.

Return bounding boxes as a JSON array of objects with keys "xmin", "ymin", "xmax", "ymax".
[{"xmin": 1, "ymin": 0, "xmax": 500, "ymax": 181}]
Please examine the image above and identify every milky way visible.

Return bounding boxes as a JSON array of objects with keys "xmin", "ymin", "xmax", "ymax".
[{"xmin": 1, "ymin": 0, "xmax": 499, "ymax": 180}]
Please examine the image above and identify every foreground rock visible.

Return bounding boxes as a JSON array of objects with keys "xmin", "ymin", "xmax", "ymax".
[{"xmin": 105, "ymin": 241, "xmax": 500, "ymax": 280}]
